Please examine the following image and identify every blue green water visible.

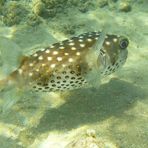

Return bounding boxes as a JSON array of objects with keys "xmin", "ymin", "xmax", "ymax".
[{"xmin": 0, "ymin": 0, "xmax": 148, "ymax": 147}]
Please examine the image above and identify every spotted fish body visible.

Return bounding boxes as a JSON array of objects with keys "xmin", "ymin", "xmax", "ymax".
[{"xmin": 7, "ymin": 31, "xmax": 129, "ymax": 92}]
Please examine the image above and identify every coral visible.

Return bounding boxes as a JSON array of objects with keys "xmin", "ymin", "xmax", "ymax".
[
  {"xmin": 46, "ymin": 0, "xmax": 68, "ymax": 17},
  {"xmin": 35, "ymin": 0, "xmax": 94, "ymax": 18},
  {"xmin": 65, "ymin": 129, "xmax": 117, "ymax": 148},
  {"xmin": 31, "ymin": 0, "xmax": 59, "ymax": 18},
  {"xmin": 62, "ymin": 24, "xmax": 76, "ymax": 35},
  {"xmin": 78, "ymin": 1, "xmax": 94, "ymax": 13},
  {"xmin": 0, "ymin": 0, "xmax": 6, "ymax": 12},
  {"xmin": 0, "ymin": 0, "xmax": 6, "ymax": 6},
  {"xmin": 26, "ymin": 13, "xmax": 42, "ymax": 27},
  {"xmin": 97, "ymin": 0, "xmax": 108, "ymax": 8},
  {"xmin": 51, "ymin": 21, "xmax": 85, "ymax": 36},
  {"xmin": 32, "ymin": 0, "xmax": 46, "ymax": 16},
  {"xmin": 67, "ymin": 0, "xmax": 94, "ymax": 13},
  {"xmin": 42, "ymin": 0, "xmax": 69, "ymax": 9},
  {"xmin": 0, "ymin": 0, "xmax": 135, "ymax": 27},
  {"xmin": 1, "ymin": 1, "xmax": 28, "ymax": 26},
  {"xmin": 96, "ymin": 0, "xmax": 132, "ymax": 12},
  {"xmin": 119, "ymin": 2, "xmax": 132, "ymax": 12},
  {"xmin": 18, "ymin": 129, "xmax": 35, "ymax": 146}
]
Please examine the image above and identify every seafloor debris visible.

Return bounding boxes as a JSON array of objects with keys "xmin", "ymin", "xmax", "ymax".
[
  {"xmin": 0, "ymin": 0, "xmax": 135, "ymax": 27},
  {"xmin": 65, "ymin": 129, "xmax": 117, "ymax": 148},
  {"xmin": 119, "ymin": 2, "xmax": 132, "ymax": 12},
  {"xmin": 1, "ymin": 1, "xmax": 28, "ymax": 26},
  {"xmin": 26, "ymin": 13, "xmax": 42, "ymax": 27}
]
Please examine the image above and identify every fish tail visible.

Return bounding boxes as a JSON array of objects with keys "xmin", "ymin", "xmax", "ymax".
[
  {"xmin": 0, "ymin": 77, "xmax": 11, "ymax": 92},
  {"xmin": 0, "ymin": 71, "xmax": 17, "ymax": 92},
  {"xmin": 0, "ymin": 75, "xmax": 19, "ymax": 113},
  {"xmin": 0, "ymin": 78, "xmax": 7, "ymax": 92}
]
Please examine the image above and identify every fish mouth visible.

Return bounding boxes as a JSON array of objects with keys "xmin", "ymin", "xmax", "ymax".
[{"xmin": 99, "ymin": 48, "xmax": 128, "ymax": 68}]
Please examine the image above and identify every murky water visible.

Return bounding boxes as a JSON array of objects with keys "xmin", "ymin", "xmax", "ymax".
[{"xmin": 0, "ymin": 0, "xmax": 148, "ymax": 148}]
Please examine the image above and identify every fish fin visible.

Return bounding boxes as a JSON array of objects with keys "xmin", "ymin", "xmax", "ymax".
[
  {"xmin": 0, "ymin": 71, "xmax": 17, "ymax": 92},
  {"xmin": 93, "ymin": 31, "xmax": 106, "ymax": 55},
  {"xmin": 84, "ymin": 31, "xmax": 106, "ymax": 89},
  {"xmin": 0, "ymin": 79, "xmax": 8, "ymax": 92},
  {"xmin": 19, "ymin": 55, "xmax": 29, "ymax": 66}
]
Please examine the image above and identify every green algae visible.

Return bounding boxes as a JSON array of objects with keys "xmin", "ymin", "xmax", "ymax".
[
  {"xmin": 1, "ymin": 1, "xmax": 28, "ymax": 26},
  {"xmin": 0, "ymin": 0, "xmax": 6, "ymax": 11}
]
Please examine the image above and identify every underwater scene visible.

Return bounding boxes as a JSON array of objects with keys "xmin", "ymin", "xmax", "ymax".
[{"xmin": 0, "ymin": 0, "xmax": 148, "ymax": 147}]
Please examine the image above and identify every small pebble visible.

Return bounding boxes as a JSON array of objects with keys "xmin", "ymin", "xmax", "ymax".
[{"xmin": 119, "ymin": 2, "xmax": 132, "ymax": 12}]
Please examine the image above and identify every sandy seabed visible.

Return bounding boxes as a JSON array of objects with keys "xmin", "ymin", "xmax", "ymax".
[{"xmin": 0, "ymin": 1, "xmax": 148, "ymax": 148}]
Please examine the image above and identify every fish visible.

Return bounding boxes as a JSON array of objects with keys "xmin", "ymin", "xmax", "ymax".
[{"xmin": 0, "ymin": 31, "xmax": 129, "ymax": 92}]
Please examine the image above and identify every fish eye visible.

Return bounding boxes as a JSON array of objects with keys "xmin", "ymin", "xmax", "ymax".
[{"xmin": 119, "ymin": 38, "xmax": 129, "ymax": 49}]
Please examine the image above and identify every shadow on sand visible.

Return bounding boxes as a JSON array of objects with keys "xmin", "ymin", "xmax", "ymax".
[{"xmin": 32, "ymin": 78, "xmax": 147, "ymax": 135}]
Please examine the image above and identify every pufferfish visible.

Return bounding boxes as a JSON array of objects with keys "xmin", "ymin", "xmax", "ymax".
[{"xmin": 1, "ymin": 31, "xmax": 129, "ymax": 92}]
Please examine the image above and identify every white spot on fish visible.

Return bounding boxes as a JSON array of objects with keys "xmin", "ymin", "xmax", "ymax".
[
  {"xmin": 40, "ymin": 48, "xmax": 45, "ymax": 51},
  {"xmin": 33, "ymin": 53, "xmax": 38, "ymax": 57},
  {"xmin": 57, "ymin": 57, "xmax": 62, "ymax": 61},
  {"xmin": 113, "ymin": 38, "xmax": 117, "ymax": 42},
  {"xmin": 80, "ymin": 44, "xmax": 85, "ymax": 48},
  {"xmin": 87, "ymin": 38, "xmax": 92, "ymax": 42},
  {"xmin": 38, "ymin": 56, "xmax": 43, "ymax": 60},
  {"xmin": 64, "ymin": 53, "xmax": 69, "ymax": 56},
  {"xmin": 68, "ymin": 39, "xmax": 74, "ymax": 43},
  {"xmin": 18, "ymin": 69, "xmax": 23, "ymax": 74},
  {"xmin": 59, "ymin": 46, "xmax": 64, "ymax": 49},
  {"xmin": 36, "ymin": 69, "xmax": 39, "ymax": 72},
  {"xmin": 53, "ymin": 51, "xmax": 58, "ymax": 55},
  {"xmin": 62, "ymin": 64, "xmax": 66, "ymax": 67},
  {"xmin": 105, "ymin": 41, "xmax": 110, "ymax": 45},
  {"xmin": 50, "ymin": 64, "xmax": 56, "ymax": 68},
  {"xmin": 69, "ymin": 42, "xmax": 75, "ymax": 46},
  {"xmin": 29, "ymin": 63, "xmax": 33, "ymax": 67},
  {"xmin": 95, "ymin": 37, "xmax": 99, "ymax": 40},
  {"xmin": 79, "ymin": 36, "xmax": 84, "ymax": 39},
  {"xmin": 42, "ymin": 63, "xmax": 46, "ymax": 67},
  {"xmin": 68, "ymin": 58, "xmax": 73, "ymax": 62},
  {"xmin": 78, "ymin": 39, "xmax": 83, "ymax": 42},
  {"xmin": 47, "ymin": 57, "xmax": 52, "ymax": 61},
  {"xmin": 45, "ymin": 49, "xmax": 50, "ymax": 53},
  {"xmin": 29, "ymin": 73, "xmax": 33, "ymax": 76},
  {"xmin": 96, "ymin": 32, "xmax": 100, "ymax": 36},
  {"xmin": 76, "ymin": 52, "xmax": 81, "ymax": 56},
  {"xmin": 71, "ymin": 47, "xmax": 76, "ymax": 50},
  {"xmin": 50, "ymin": 45, "xmax": 55, "ymax": 48}
]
